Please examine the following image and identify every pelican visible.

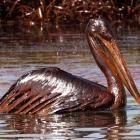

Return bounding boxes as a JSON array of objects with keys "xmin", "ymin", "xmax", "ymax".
[{"xmin": 0, "ymin": 17, "xmax": 139, "ymax": 114}]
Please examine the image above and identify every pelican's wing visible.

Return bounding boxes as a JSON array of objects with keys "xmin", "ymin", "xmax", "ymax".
[
  {"xmin": 0, "ymin": 68, "xmax": 64, "ymax": 114},
  {"xmin": 0, "ymin": 67, "xmax": 114, "ymax": 114}
]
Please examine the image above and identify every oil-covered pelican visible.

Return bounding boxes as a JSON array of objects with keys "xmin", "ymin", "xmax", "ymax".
[{"xmin": 0, "ymin": 17, "xmax": 139, "ymax": 114}]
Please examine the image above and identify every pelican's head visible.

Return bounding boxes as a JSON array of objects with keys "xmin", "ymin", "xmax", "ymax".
[
  {"xmin": 86, "ymin": 17, "xmax": 140, "ymax": 104},
  {"xmin": 86, "ymin": 18, "xmax": 114, "ymax": 42}
]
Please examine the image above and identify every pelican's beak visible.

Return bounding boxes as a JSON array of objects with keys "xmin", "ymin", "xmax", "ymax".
[{"xmin": 86, "ymin": 18, "xmax": 140, "ymax": 104}]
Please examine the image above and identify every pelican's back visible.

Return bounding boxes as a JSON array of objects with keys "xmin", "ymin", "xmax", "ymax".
[{"xmin": 0, "ymin": 67, "xmax": 113, "ymax": 114}]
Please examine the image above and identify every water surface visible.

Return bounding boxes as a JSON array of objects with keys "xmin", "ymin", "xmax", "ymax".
[{"xmin": 0, "ymin": 23, "xmax": 140, "ymax": 139}]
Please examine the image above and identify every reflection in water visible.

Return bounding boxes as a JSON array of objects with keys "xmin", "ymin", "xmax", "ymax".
[
  {"xmin": 0, "ymin": 23, "xmax": 140, "ymax": 139},
  {"xmin": 0, "ymin": 109, "xmax": 140, "ymax": 139},
  {"xmin": 0, "ymin": 110, "xmax": 127, "ymax": 139}
]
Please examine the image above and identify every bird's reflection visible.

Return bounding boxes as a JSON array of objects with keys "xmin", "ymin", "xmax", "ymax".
[
  {"xmin": 1, "ymin": 109, "xmax": 140, "ymax": 139},
  {"xmin": 0, "ymin": 110, "xmax": 127, "ymax": 139}
]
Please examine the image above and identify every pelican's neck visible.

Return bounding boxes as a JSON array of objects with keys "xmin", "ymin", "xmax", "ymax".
[
  {"xmin": 86, "ymin": 35, "xmax": 126, "ymax": 109},
  {"xmin": 104, "ymin": 69, "xmax": 126, "ymax": 109},
  {"xmin": 89, "ymin": 47, "xmax": 126, "ymax": 109}
]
